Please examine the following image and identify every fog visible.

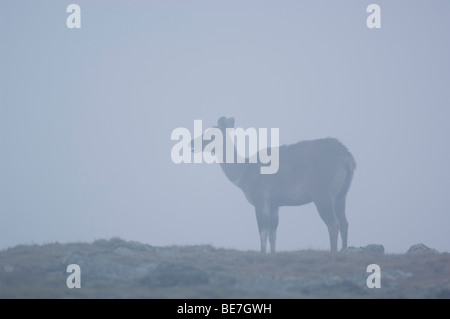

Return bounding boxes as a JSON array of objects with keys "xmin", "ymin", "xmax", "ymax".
[{"xmin": 1, "ymin": 1, "xmax": 450, "ymax": 254}]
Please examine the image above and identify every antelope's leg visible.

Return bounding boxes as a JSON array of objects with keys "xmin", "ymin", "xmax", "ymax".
[
  {"xmin": 269, "ymin": 207, "xmax": 279, "ymax": 253},
  {"xmin": 255, "ymin": 203, "xmax": 270, "ymax": 254},
  {"xmin": 313, "ymin": 197, "xmax": 339, "ymax": 252},
  {"xmin": 335, "ymin": 195, "xmax": 348, "ymax": 249}
]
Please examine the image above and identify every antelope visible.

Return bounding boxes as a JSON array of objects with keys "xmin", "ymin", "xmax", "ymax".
[{"xmin": 192, "ymin": 116, "xmax": 356, "ymax": 253}]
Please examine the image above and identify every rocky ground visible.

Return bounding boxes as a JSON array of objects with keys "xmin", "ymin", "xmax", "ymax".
[{"xmin": 0, "ymin": 238, "xmax": 449, "ymax": 298}]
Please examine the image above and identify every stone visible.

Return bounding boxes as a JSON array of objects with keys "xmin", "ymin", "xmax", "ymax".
[
  {"xmin": 406, "ymin": 243, "xmax": 438, "ymax": 255},
  {"xmin": 342, "ymin": 244, "xmax": 384, "ymax": 254}
]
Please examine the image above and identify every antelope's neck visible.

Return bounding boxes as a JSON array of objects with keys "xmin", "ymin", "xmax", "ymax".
[
  {"xmin": 218, "ymin": 132, "xmax": 249, "ymax": 188},
  {"xmin": 219, "ymin": 162, "xmax": 247, "ymax": 187}
]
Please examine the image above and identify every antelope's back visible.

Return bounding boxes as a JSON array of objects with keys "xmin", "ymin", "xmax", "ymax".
[{"xmin": 260, "ymin": 138, "xmax": 355, "ymax": 194}]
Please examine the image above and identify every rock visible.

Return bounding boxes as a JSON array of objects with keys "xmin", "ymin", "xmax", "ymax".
[
  {"xmin": 342, "ymin": 244, "xmax": 384, "ymax": 254},
  {"xmin": 124, "ymin": 240, "xmax": 154, "ymax": 252},
  {"xmin": 62, "ymin": 252, "xmax": 156, "ymax": 283},
  {"xmin": 2, "ymin": 265, "xmax": 14, "ymax": 273},
  {"xmin": 406, "ymin": 243, "xmax": 438, "ymax": 255},
  {"xmin": 382, "ymin": 269, "xmax": 413, "ymax": 281},
  {"xmin": 364, "ymin": 244, "xmax": 385, "ymax": 254},
  {"xmin": 288, "ymin": 275, "xmax": 365, "ymax": 296},
  {"xmin": 141, "ymin": 263, "xmax": 209, "ymax": 287},
  {"xmin": 114, "ymin": 246, "xmax": 135, "ymax": 256}
]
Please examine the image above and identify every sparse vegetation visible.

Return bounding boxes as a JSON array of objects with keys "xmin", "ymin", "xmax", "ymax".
[{"xmin": 0, "ymin": 238, "xmax": 449, "ymax": 298}]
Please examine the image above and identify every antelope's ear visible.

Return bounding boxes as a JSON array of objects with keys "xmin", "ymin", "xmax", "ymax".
[
  {"xmin": 227, "ymin": 117, "xmax": 235, "ymax": 128},
  {"xmin": 218, "ymin": 116, "xmax": 227, "ymax": 127}
]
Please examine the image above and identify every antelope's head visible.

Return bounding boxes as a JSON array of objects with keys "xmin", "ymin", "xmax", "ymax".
[{"xmin": 191, "ymin": 116, "xmax": 235, "ymax": 154}]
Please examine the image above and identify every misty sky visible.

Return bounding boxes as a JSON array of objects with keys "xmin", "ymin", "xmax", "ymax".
[{"xmin": 1, "ymin": 1, "xmax": 450, "ymax": 253}]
